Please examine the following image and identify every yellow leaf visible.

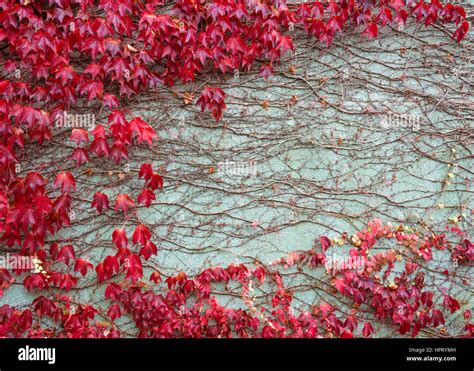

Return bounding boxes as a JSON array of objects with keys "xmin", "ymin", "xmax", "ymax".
[
  {"xmin": 183, "ymin": 92, "xmax": 194, "ymax": 105},
  {"xmin": 448, "ymin": 216, "xmax": 459, "ymax": 224},
  {"xmin": 126, "ymin": 44, "xmax": 138, "ymax": 53}
]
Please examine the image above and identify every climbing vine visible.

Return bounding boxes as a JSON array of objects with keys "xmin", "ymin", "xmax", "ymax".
[{"xmin": 0, "ymin": 0, "xmax": 472, "ymax": 338}]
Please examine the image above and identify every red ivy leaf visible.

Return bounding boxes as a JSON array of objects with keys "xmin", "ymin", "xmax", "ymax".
[
  {"xmin": 114, "ymin": 193, "xmax": 135, "ymax": 214},
  {"xmin": 132, "ymin": 224, "xmax": 151, "ymax": 245},
  {"xmin": 130, "ymin": 117, "xmax": 156, "ymax": 146},
  {"xmin": 91, "ymin": 192, "xmax": 110, "ymax": 214},
  {"xmin": 107, "ymin": 304, "xmax": 122, "ymax": 321},
  {"xmin": 150, "ymin": 271, "xmax": 161, "ymax": 284},
  {"xmin": 112, "ymin": 228, "xmax": 128, "ymax": 249},
  {"xmin": 137, "ymin": 188, "xmax": 155, "ymax": 207},
  {"xmin": 103, "ymin": 94, "xmax": 119, "ymax": 109},
  {"xmin": 443, "ymin": 295, "xmax": 461, "ymax": 313},
  {"xmin": 320, "ymin": 236, "xmax": 331, "ymax": 251},
  {"xmin": 334, "ymin": 277, "xmax": 347, "ymax": 294},
  {"xmin": 24, "ymin": 273, "xmax": 48, "ymax": 292},
  {"xmin": 74, "ymin": 258, "xmax": 93, "ymax": 276},
  {"xmin": 253, "ymin": 266, "xmax": 266, "ymax": 284},
  {"xmin": 146, "ymin": 174, "xmax": 163, "ymax": 190},
  {"xmin": 139, "ymin": 163, "xmax": 153, "ymax": 180},
  {"xmin": 431, "ymin": 309, "xmax": 445, "ymax": 327},
  {"xmin": 54, "ymin": 171, "xmax": 76, "ymax": 193},
  {"xmin": 319, "ymin": 302, "xmax": 332, "ymax": 316},
  {"xmin": 340, "ymin": 330, "xmax": 353, "ymax": 338},
  {"xmin": 57, "ymin": 244, "xmax": 75, "ymax": 266},
  {"xmin": 365, "ymin": 21, "xmax": 378, "ymax": 40},
  {"xmin": 125, "ymin": 254, "xmax": 143, "ymax": 283},
  {"xmin": 32, "ymin": 296, "xmax": 58, "ymax": 318},
  {"xmin": 96, "ymin": 256, "xmax": 120, "ymax": 283},
  {"xmin": 362, "ymin": 322, "xmax": 375, "ymax": 337},
  {"xmin": 259, "ymin": 64, "xmax": 274, "ymax": 80},
  {"xmin": 69, "ymin": 148, "xmax": 89, "ymax": 166},
  {"xmin": 463, "ymin": 310, "xmax": 471, "ymax": 321},
  {"xmin": 196, "ymin": 86, "xmax": 226, "ymax": 122},
  {"xmin": 453, "ymin": 21, "xmax": 469, "ymax": 43},
  {"xmin": 105, "ymin": 283, "xmax": 122, "ymax": 300},
  {"xmin": 69, "ymin": 129, "xmax": 89, "ymax": 145},
  {"xmin": 389, "ymin": 0, "xmax": 405, "ymax": 11},
  {"xmin": 49, "ymin": 273, "xmax": 77, "ymax": 291},
  {"xmin": 139, "ymin": 240, "xmax": 157, "ymax": 260},
  {"xmin": 421, "ymin": 291, "xmax": 433, "ymax": 308},
  {"xmin": 84, "ymin": 80, "xmax": 104, "ymax": 101},
  {"xmin": 25, "ymin": 172, "xmax": 46, "ymax": 192}
]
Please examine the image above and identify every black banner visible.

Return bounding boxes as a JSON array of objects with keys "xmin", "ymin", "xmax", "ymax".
[{"xmin": 0, "ymin": 338, "xmax": 471, "ymax": 370}]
